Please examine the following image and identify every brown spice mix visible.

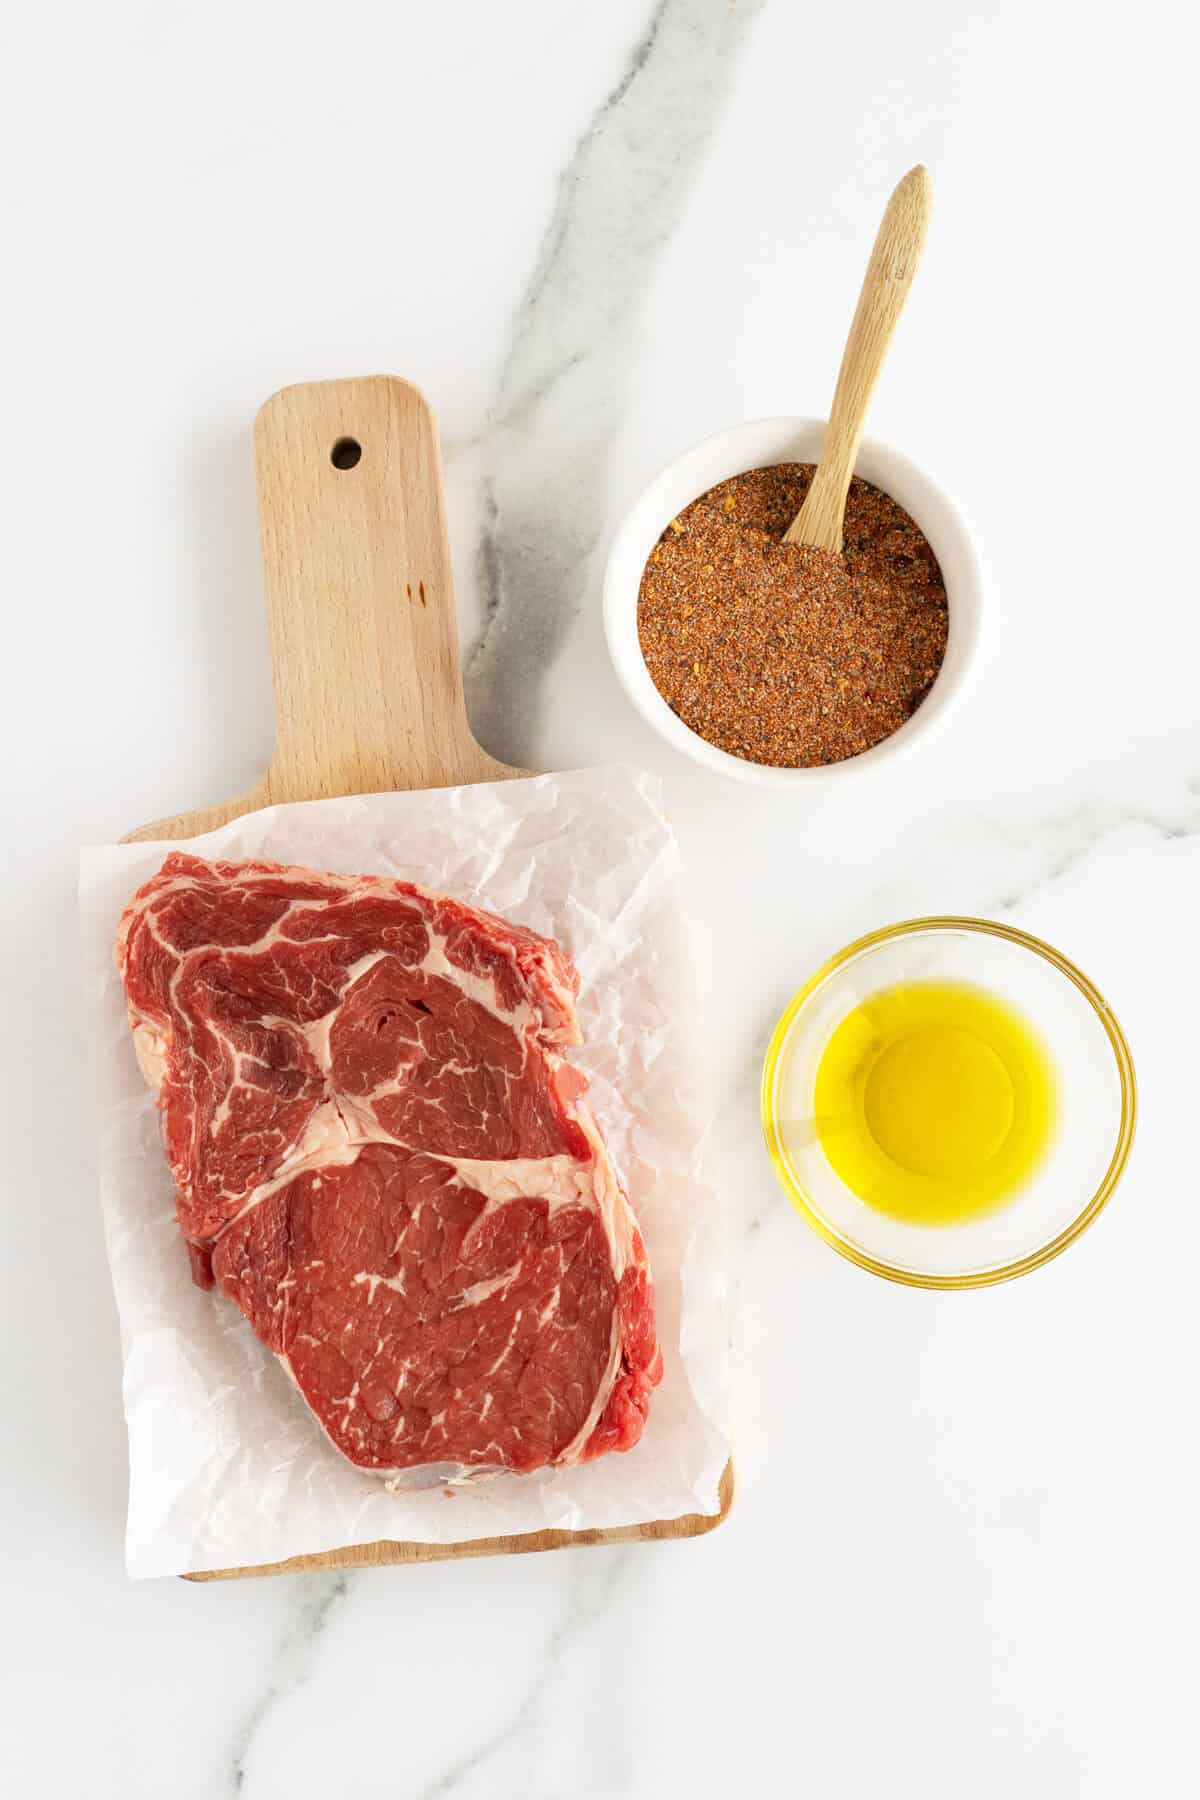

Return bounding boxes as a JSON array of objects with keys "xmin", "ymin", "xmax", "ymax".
[{"xmin": 636, "ymin": 463, "xmax": 948, "ymax": 767}]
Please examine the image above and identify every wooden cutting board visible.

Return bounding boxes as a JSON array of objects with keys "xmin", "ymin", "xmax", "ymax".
[{"xmin": 124, "ymin": 375, "xmax": 733, "ymax": 1578}]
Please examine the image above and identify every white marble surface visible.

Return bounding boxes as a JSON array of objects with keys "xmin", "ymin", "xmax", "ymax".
[{"xmin": 2, "ymin": 1, "xmax": 1197, "ymax": 1794}]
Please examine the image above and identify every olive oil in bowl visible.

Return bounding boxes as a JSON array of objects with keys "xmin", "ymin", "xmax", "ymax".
[
  {"xmin": 813, "ymin": 979, "xmax": 1059, "ymax": 1226},
  {"xmin": 761, "ymin": 919, "xmax": 1135, "ymax": 1287}
]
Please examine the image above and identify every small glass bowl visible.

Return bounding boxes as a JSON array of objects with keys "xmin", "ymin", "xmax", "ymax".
[{"xmin": 760, "ymin": 918, "xmax": 1137, "ymax": 1288}]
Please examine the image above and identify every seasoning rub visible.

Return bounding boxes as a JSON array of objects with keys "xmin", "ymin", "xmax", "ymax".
[{"xmin": 636, "ymin": 463, "xmax": 948, "ymax": 768}]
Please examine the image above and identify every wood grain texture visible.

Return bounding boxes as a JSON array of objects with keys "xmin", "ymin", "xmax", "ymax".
[
  {"xmin": 125, "ymin": 376, "xmax": 519, "ymax": 843},
  {"xmin": 120, "ymin": 375, "xmax": 732, "ymax": 1572},
  {"xmin": 785, "ymin": 165, "xmax": 932, "ymax": 554}
]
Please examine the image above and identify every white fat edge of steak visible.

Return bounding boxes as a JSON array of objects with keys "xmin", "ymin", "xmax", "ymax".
[
  {"xmin": 131, "ymin": 1020, "xmax": 168, "ymax": 1091},
  {"xmin": 542, "ymin": 1106, "xmax": 637, "ymax": 1469}
]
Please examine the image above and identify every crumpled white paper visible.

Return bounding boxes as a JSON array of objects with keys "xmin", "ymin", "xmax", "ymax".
[{"xmin": 80, "ymin": 766, "xmax": 731, "ymax": 1578}]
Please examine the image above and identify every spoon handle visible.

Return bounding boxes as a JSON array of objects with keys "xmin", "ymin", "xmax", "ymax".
[{"xmin": 785, "ymin": 165, "xmax": 932, "ymax": 554}]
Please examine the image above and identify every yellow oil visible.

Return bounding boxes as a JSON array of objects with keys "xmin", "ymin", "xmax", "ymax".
[{"xmin": 813, "ymin": 979, "xmax": 1059, "ymax": 1226}]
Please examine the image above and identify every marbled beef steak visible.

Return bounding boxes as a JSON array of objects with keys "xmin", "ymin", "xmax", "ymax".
[{"xmin": 116, "ymin": 853, "xmax": 662, "ymax": 1478}]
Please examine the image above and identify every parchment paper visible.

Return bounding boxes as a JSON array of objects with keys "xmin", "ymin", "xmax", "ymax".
[{"xmin": 80, "ymin": 766, "xmax": 731, "ymax": 1578}]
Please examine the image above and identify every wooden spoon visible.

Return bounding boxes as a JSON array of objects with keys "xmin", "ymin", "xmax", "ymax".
[{"xmin": 784, "ymin": 165, "xmax": 932, "ymax": 554}]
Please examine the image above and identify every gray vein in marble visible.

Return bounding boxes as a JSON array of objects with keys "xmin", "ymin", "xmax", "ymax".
[
  {"xmin": 230, "ymin": 1572, "xmax": 351, "ymax": 1794},
  {"xmin": 465, "ymin": 0, "xmax": 766, "ymax": 767},
  {"xmin": 417, "ymin": 1547, "xmax": 635, "ymax": 1799},
  {"xmin": 988, "ymin": 791, "xmax": 1200, "ymax": 911},
  {"xmin": 866, "ymin": 784, "xmax": 1200, "ymax": 921}
]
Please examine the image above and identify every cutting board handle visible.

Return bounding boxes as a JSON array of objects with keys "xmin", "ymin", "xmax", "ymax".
[{"xmin": 254, "ymin": 376, "xmax": 511, "ymax": 801}]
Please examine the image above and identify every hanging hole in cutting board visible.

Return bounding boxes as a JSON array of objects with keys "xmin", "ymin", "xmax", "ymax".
[{"xmin": 331, "ymin": 437, "xmax": 362, "ymax": 470}]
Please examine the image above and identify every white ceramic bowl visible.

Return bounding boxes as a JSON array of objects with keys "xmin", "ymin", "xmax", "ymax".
[{"xmin": 603, "ymin": 417, "xmax": 983, "ymax": 788}]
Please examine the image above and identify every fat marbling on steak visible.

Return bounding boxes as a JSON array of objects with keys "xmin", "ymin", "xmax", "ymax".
[{"xmin": 116, "ymin": 852, "xmax": 662, "ymax": 1479}]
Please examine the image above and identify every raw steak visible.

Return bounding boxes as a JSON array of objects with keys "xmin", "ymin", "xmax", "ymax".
[{"xmin": 116, "ymin": 852, "xmax": 662, "ymax": 1479}]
